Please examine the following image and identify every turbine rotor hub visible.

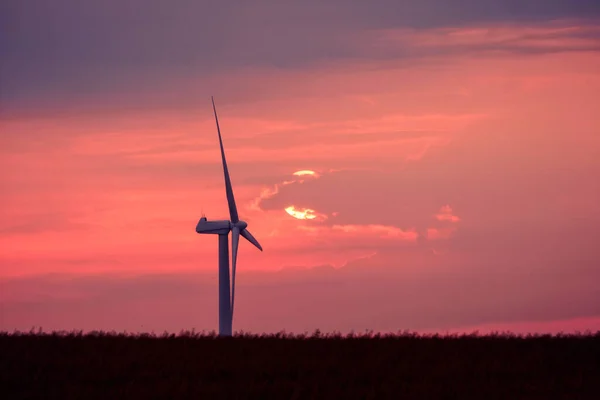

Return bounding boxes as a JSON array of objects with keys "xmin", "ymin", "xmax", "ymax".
[{"xmin": 232, "ymin": 220, "xmax": 247, "ymax": 230}]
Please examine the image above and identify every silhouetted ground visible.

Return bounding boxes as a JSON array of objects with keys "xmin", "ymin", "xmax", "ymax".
[{"xmin": 2, "ymin": 330, "xmax": 599, "ymax": 399}]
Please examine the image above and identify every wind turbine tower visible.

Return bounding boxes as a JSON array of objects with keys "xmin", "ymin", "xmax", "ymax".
[{"xmin": 195, "ymin": 97, "xmax": 263, "ymax": 336}]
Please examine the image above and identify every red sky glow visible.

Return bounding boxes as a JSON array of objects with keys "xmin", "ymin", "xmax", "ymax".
[{"xmin": 1, "ymin": 1, "xmax": 599, "ymax": 334}]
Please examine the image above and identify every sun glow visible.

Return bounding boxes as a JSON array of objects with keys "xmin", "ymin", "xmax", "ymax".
[
  {"xmin": 285, "ymin": 205, "xmax": 321, "ymax": 220},
  {"xmin": 292, "ymin": 170, "xmax": 319, "ymax": 177}
]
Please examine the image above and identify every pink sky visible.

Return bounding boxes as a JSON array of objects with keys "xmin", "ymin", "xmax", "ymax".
[{"xmin": 1, "ymin": 3, "xmax": 599, "ymax": 334}]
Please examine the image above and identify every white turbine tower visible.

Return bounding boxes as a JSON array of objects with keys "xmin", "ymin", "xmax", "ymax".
[{"xmin": 196, "ymin": 97, "xmax": 263, "ymax": 337}]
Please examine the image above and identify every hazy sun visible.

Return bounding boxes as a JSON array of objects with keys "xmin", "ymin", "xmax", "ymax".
[
  {"xmin": 285, "ymin": 206, "xmax": 318, "ymax": 220},
  {"xmin": 292, "ymin": 170, "xmax": 319, "ymax": 177}
]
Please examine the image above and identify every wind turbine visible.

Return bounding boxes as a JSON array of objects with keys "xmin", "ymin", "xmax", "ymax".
[{"xmin": 196, "ymin": 97, "xmax": 263, "ymax": 337}]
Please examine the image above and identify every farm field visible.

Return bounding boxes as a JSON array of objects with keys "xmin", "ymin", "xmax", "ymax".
[{"xmin": 2, "ymin": 330, "xmax": 599, "ymax": 399}]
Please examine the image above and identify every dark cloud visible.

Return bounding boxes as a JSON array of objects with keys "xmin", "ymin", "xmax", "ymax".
[{"xmin": 2, "ymin": 0, "xmax": 599, "ymax": 114}]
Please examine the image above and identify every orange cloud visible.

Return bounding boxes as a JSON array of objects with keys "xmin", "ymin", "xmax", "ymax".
[
  {"xmin": 435, "ymin": 205, "xmax": 460, "ymax": 223},
  {"xmin": 426, "ymin": 205, "xmax": 461, "ymax": 246},
  {"xmin": 333, "ymin": 224, "xmax": 419, "ymax": 241},
  {"xmin": 298, "ymin": 224, "xmax": 419, "ymax": 243}
]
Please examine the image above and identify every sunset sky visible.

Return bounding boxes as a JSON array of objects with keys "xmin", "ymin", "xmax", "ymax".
[{"xmin": 1, "ymin": 0, "xmax": 600, "ymax": 334}]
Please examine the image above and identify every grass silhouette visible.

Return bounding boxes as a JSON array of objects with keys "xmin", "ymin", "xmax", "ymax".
[{"xmin": 2, "ymin": 329, "xmax": 599, "ymax": 399}]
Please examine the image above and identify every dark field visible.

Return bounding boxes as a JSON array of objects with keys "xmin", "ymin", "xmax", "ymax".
[{"xmin": 2, "ymin": 330, "xmax": 599, "ymax": 399}]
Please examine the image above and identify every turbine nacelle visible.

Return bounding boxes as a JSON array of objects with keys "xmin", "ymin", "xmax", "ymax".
[
  {"xmin": 195, "ymin": 217, "xmax": 248, "ymax": 234},
  {"xmin": 195, "ymin": 217, "xmax": 231, "ymax": 235}
]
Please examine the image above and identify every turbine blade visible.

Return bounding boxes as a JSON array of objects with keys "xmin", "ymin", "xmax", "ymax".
[
  {"xmin": 241, "ymin": 228, "xmax": 263, "ymax": 251},
  {"xmin": 212, "ymin": 96, "xmax": 239, "ymax": 223},
  {"xmin": 230, "ymin": 226, "xmax": 240, "ymax": 320}
]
